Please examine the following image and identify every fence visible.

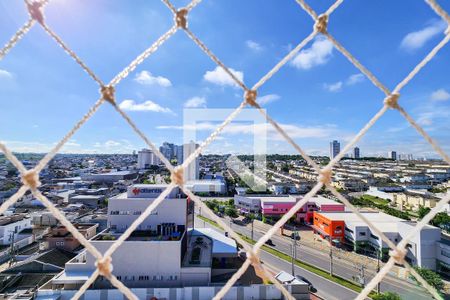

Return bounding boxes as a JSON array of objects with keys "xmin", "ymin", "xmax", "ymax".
[{"xmin": 1, "ymin": 0, "xmax": 450, "ymax": 299}]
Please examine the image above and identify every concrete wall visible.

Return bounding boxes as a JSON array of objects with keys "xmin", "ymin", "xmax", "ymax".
[
  {"xmin": 66, "ymin": 240, "xmax": 184, "ymax": 287},
  {"xmin": 398, "ymin": 222, "xmax": 441, "ymax": 270},
  {"xmin": 37, "ymin": 284, "xmax": 309, "ymax": 300}
]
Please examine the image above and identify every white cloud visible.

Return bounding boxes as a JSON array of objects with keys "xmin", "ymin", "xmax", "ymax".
[
  {"xmin": 346, "ymin": 73, "xmax": 364, "ymax": 85},
  {"xmin": 203, "ymin": 66, "xmax": 244, "ymax": 87},
  {"xmin": 323, "ymin": 81, "xmax": 343, "ymax": 92},
  {"xmin": 134, "ymin": 70, "xmax": 171, "ymax": 87},
  {"xmin": 184, "ymin": 97, "xmax": 206, "ymax": 108},
  {"xmin": 157, "ymin": 122, "xmax": 334, "ymax": 140},
  {"xmin": 400, "ymin": 20, "xmax": 446, "ymax": 51},
  {"xmin": 258, "ymin": 94, "xmax": 280, "ymax": 105},
  {"xmin": 246, "ymin": 40, "xmax": 263, "ymax": 52},
  {"xmin": 0, "ymin": 69, "xmax": 13, "ymax": 79},
  {"xmin": 290, "ymin": 37, "xmax": 333, "ymax": 70},
  {"xmin": 430, "ymin": 88, "xmax": 450, "ymax": 101},
  {"xmin": 118, "ymin": 99, "xmax": 173, "ymax": 114}
]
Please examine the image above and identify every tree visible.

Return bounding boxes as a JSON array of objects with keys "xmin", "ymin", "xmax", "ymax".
[
  {"xmin": 417, "ymin": 206, "xmax": 431, "ymax": 219},
  {"xmin": 412, "ymin": 267, "xmax": 444, "ymax": 291},
  {"xmin": 225, "ymin": 206, "xmax": 238, "ymax": 218},
  {"xmin": 372, "ymin": 292, "xmax": 401, "ymax": 300}
]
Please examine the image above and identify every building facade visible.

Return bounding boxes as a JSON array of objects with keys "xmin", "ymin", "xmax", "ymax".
[{"xmin": 329, "ymin": 140, "xmax": 340, "ymax": 159}]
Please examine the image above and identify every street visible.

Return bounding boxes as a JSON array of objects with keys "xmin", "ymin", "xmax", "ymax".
[{"xmin": 195, "ymin": 213, "xmax": 432, "ymax": 300}]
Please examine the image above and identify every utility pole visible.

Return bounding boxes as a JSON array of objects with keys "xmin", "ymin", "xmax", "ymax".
[
  {"xmin": 251, "ymin": 218, "xmax": 254, "ymax": 241},
  {"xmin": 377, "ymin": 249, "xmax": 381, "ymax": 293},
  {"xmin": 329, "ymin": 236, "xmax": 333, "ymax": 276},
  {"xmin": 291, "ymin": 229, "xmax": 298, "ymax": 276}
]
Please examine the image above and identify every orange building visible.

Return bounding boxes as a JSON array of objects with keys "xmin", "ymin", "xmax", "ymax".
[{"xmin": 311, "ymin": 211, "xmax": 345, "ymax": 243}]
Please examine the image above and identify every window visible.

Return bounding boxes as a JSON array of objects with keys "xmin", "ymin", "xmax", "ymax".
[
  {"xmin": 117, "ymin": 276, "xmax": 122, "ymax": 280},
  {"xmin": 370, "ymin": 234, "xmax": 379, "ymax": 240},
  {"xmin": 359, "ymin": 232, "xmax": 366, "ymax": 236},
  {"xmin": 441, "ymin": 250, "xmax": 450, "ymax": 258},
  {"xmin": 133, "ymin": 211, "xmax": 141, "ymax": 215},
  {"xmin": 345, "ymin": 227, "xmax": 353, "ymax": 233}
]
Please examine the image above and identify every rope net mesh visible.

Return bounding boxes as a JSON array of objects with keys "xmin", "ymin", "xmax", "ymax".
[{"xmin": 0, "ymin": 0, "xmax": 449, "ymax": 299}]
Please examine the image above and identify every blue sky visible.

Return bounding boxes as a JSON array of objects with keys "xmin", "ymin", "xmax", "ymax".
[{"xmin": 0, "ymin": 0, "xmax": 449, "ymax": 158}]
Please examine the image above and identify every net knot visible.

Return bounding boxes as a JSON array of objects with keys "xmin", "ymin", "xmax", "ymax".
[
  {"xmin": 248, "ymin": 250, "xmax": 270, "ymax": 283},
  {"xmin": 384, "ymin": 93, "xmax": 400, "ymax": 109},
  {"xmin": 175, "ymin": 8, "xmax": 188, "ymax": 29},
  {"xmin": 389, "ymin": 247, "xmax": 407, "ymax": 265},
  {"xmin": 245, "ymin": 90, "xmax": 258, "ymax": 107},
  {"xmin": 318, "ymin": 168, "xmax": 332, "ymax": 185},
  {"xmin": 26, "ymin": 0, "xmax": 45, "ymax": 25},
  {"xmin": 21, "ymin": 169, "xmax": 41, "ymax": 189},
  {"xmin": 101, "ymin": 85, "xmax": 115, "ymax": 104},
  {"xmin": 96, "ymin": 256, "xmax": 113, "ymax": 277},
  {"xmin": 171, "ymin": 166, "xmax": 184, "ymax": 186},
  {"xmin": 315, "ymin": 14, "xmax": 328, "ymax": 34}
]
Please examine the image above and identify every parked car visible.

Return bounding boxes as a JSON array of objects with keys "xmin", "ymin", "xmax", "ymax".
[
  {"xmin": 224, "ymin": 232, "xmax": 229, "ymax": 237},
  {"xmin": 295, "ymin": 275, "xmax": 316, "ymax": 292}
]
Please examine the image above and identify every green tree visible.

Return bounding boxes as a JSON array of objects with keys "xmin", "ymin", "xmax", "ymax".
[
  {"xmin": 412, "ymin": 267, "xmax": 444, "ymax": 291},
  {"xmin": 417, "ymin": 206, "xmax": 431, "ymax": 219},
  {"xmin": 225, "ymin": 206, "xmax": 238, "ymax": 218},
  {"xmin": 372, "ymin": 292, "xmax": 401, "ymax": 300}
]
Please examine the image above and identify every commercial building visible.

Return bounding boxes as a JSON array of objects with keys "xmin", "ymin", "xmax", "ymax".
[
  {"xmin": 312, "ymin": 211, "xmax": 442, "ymax": 269},
  {"xmin": 234, "ymin": 195, "xmax": 344, "ymax": 223},
  {"xmin": 329, "ymin": 140, "xmax": 340, "ymax": 159},
  {"xmin": 81, "ymin": 171, "xmax": 138, "ymax": 183},
  {"xmin": 48, "ymin": 184, "xmax": 241, "ymax": 291},
  {"xmin": 354, "ymin": 146, "xmax": 360, "ymax": 159},
  {"xmin": 184, "ymin": 179, "xmax": 227, "ymax": 195},
  {"xmin": 68, "ymin": 195, "xmax": 105, "ymax": 208}
]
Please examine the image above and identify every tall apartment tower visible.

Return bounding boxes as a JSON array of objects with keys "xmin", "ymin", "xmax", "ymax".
[
  {"xmin": 183, "ymin": 141, "xmax": 199, "ymax": 181},
  {"xmin": 137, "ymin": 149, "xmax": 160, "ymax": 169},
  {"xmin": 388, "ymin": 151, "xmax": 397, "ymax": 160},
  {"xmin": 159, "ymin": 142, "xmax": 175, "ymax": 161},
  {"xmin": 174, "ymin": 144, "xmax": 184, "ymax": 165},
  {"xmin": 354, "ymin": 147, "xmax": 360, "ymax": 159},
  {"xmin": 329, "ymin": 140, "xmax": 340, "ymax": 159}
]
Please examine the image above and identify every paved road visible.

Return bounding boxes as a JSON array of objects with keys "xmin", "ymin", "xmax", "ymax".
[
  {"xmin": 195, "ymin": 216, "xmax": 360, "ymax": 300},
  {"xmin": 196, "ymin": 214, "xmax": 432, "ymax": 300}
]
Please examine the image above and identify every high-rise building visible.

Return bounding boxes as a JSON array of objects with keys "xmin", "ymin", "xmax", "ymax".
[
  {"xmin": 388, "ymin": 151, "xmax": 397, "ymax": 160},
  {"xmin": 174, "ymin": 144, "xmax": 183, "ymax": 165},
  {"xmin": 159, "ymin": 142, "xmax": 175, "ymax": 161},
  {"xmin": 329, "ymin": 140, "xmax": 340, "ymax": 159},
  {"xmin": 354, "ymin": 147, "xmax": 360, "ymax": 159},
  {"xmin": 137, "ymin": 149, "xmax": 160, "ymax": 169},
  {"xmin": 183, "ymin": 141, "xmax": 199, "ymax": 181}
]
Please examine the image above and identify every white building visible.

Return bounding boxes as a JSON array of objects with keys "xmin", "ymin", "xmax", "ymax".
[
  {"xmin": 48, "ymin": 184, "xmax": 239, "ymax": 291},
  {"xmin": 183, "ymin": 141, "xmax": 199, "ymax": 181},
  {"xmin": 320, "ymin": 211, "xmax": 442, "ymax": 269},
  {"xmin": 184, "ymin": 180, "xmax": 226, "ymax": 194},
  {"xmin": 137, "ymin": 148, "xmax": 160, "ymax": 169},
  {"xmin": 0, "ymin": 214, "xmax": 32, "ymax": 245},
  {"xmin": 329, "ymin": 140, "xmax": 340, "ymax": 159}
]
